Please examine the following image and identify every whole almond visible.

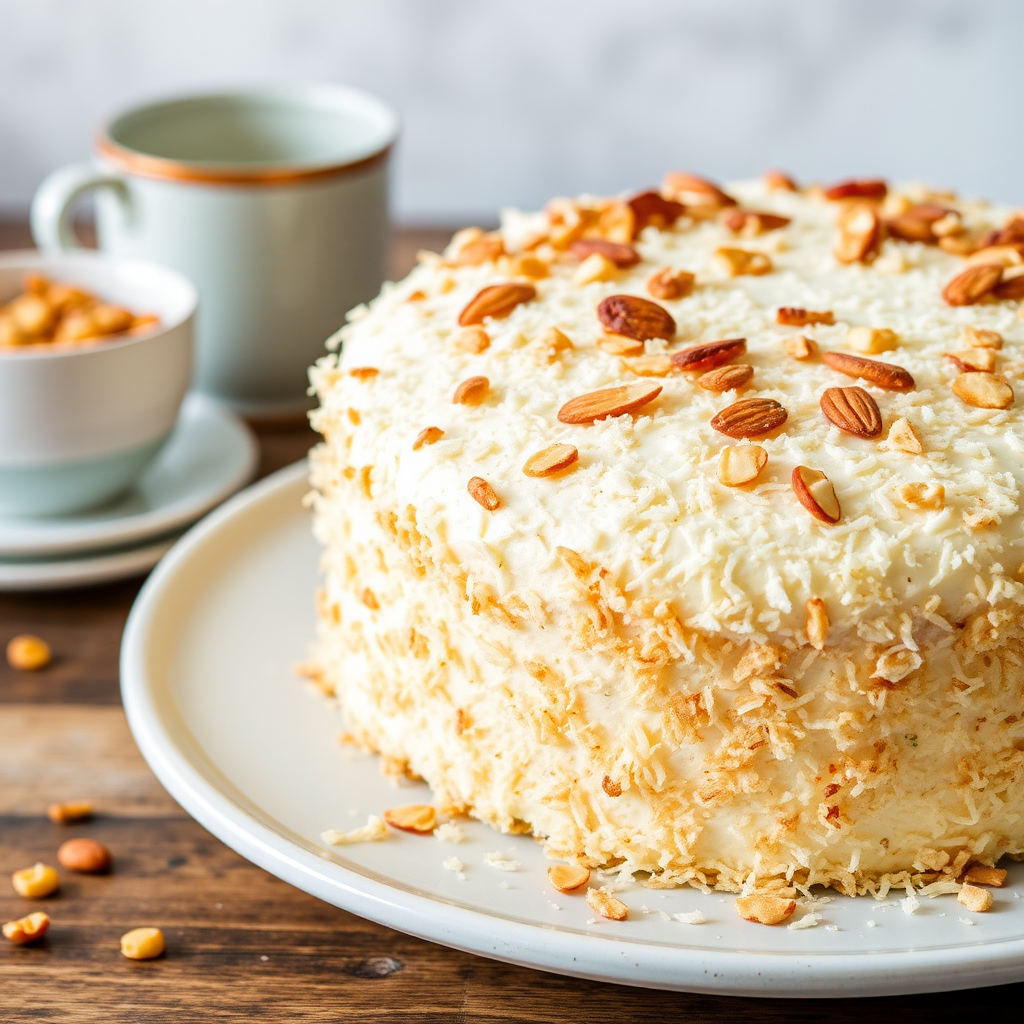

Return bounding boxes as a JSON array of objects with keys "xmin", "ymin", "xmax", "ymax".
[
  {"xmin": 627, "ymin": 190, "xmax": 686, "ymax": 234},
  {"xmin": 734, "ymin": 893, "xmax": 796, "ymax": 925},
  {"xmin": 671, "ymin": 337, "xmax": 747, "ymax": 372},
  {"xmin": 467, "ymin": 476, "xmax": 501, "ymax": 510},
  {"xmin": 570, "ymin": 238, "xmax": 640, "ymax": 268},
  {"xmin": 943, "ymin": 263, "xmax": 1003, "ymax": 306},
  {"xmin": 558, "ymin": 382, "xmax": 663, "ymax": 424},
  {"xmin": 792, "ymin": 466, "xmax": 841, "ymax": 523},
  {"xmin": 886, "ymin": 211, "xmax": 941, "ymax": 244},
  {"xmin": 412, "ymin": 426, "xmax": 444, "ymax": 450},
  {"xmin": 57, "ymin": 838, "xmax": 112, "ymax": 874},
  {"xmin": 647, "ymin": 267, "xmax": 695, "ymax": 301},
  {"xmin": 718, "ymin": 444, "xmax": 767, "ymax": 486},
  {"xmin": 720, "ymin": 209, "xmax": 791, "ymax": 236},
  {"xmin": 994, "ymin": 269, "xmax": 1024, "ymax": 300},
  {"xmin": 383, "ymin": 804, "xmax": 437, "ymax": 834},
  {"xmin": 820, "ymin": 352, "xmax": 915, "ymax": 390},
  {"xmin": 523, "ymin": 443, "xmax": 579, "ymax": 478},
  {"xmin": 763, "ymin": 169, "xmax": 799, "ymax": 191},
  {"xmin": 547, "ymin": 864, "xmax": 590, "ymax": 893},
  {"xmin": 597, "ymin": 295, "xmax": 676, "ymax": 341},
  {"xmin": 823, "ymin": 178, "xmax": 887, "ymax": 201},
  {"xmin": 820, "ymin": 386, "xmax": 883, "ymax": 438},
  {"xmin": 834, "ymin": 203, "xmax": 881, "ymax": 264},
  {"xmin": 710, "ymin": 398, "xmax": 787, "ymax": 438},
  {"xmin": 951, "ymin": 372, "xmax": 1014, "ymax": 409},
  {"xmin": 452, "ymin": 375, "xmax": 490, "ymax": 405},
  {"xmin": 698, "ymin": 364, "xmax": 754, "ymax": 392},
  {"xmin": 458, "ymin": 282, "xmax": 536, "ymax": 326},
  {"xmin": 777, "ymin": 307, "xmax": 834, "ymax": 327}
]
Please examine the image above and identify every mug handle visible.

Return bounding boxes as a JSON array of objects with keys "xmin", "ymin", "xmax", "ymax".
[{"xmin": 31, "ymin": 163, "xmax": 128, "ymax": 252}]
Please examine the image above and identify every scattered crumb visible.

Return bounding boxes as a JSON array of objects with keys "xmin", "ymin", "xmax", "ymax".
[
  {"xmin": 442, "ymin": 856, "xmax": 466, "ymax": 880},
  {"xmin": 434, "ymin": 822, "xmax": 466, "ymax": 844},
  {"xmin": 322, "ymin": 815, "xmax": 388, "ymax": 845},
  {"xmin": 548, "ymin": 902, "xmax": 562, "ymax": 911},
  {"xmin": 959, "ymin": 917, "xmax": 976, "ymax": 926},
  {"xmin": 260, "ymin": 955, "xmax": 269, "ymax": 962},
  {"xmin": 483, "ymin": 851, "xmax": 521, "ymax": 872},
  {"xmin": 498, "ymin": 880, "xmax": 510, "ymax": 889},
  {"xmin": 825, "ymin": 924, "xmax": 840, "ymax": 932},
  {"xmin": 867, "ymin": 920, "xmax": 877, "ymax": 928},
  {"xmin": 787, "ymin": 912, "xmax": 822, "ymax": 930},
  {"xmin": 671, "ymin": 910, "xmax": 707, "ymax": 925},
  {"xmin": 900, "ymin": 893, "xmax": 921, "ymax": 915}
]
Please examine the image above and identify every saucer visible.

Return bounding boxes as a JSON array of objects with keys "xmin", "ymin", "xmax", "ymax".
[
  {"xmin": 0, "ymin": 393, "xmax": 258, "ymax": 558},
  {"xmin": 0, "ymin": 533, "xmax": 181, "ymax": 591}
]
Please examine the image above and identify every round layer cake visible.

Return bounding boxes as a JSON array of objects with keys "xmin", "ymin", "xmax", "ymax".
[{"xmin": 309, "ymin": 173, "xmax": 1024, "ymax": 894}]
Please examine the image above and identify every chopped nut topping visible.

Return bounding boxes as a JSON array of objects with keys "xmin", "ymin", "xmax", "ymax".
[
  {"xmin": 647, "ymin": 267, "xmax": 695, "ymax": 301},
  {"xmin": 450, "ymin": 326, "xmax": 490, "ymax": 354},
  {"xmin": 120, "ymin": 927, "xmax": 166, "ymax": 961},
  {"xmin": 458, "ymin": 282, "xmax": 536, "ymax": 326},
  {"xmin": 349, "ymin": 367, "xmax": 380, "ymax": 379},
  {"xmin": 714, "ymin": 247, "xmax": 773, "ymax": 277},
  {"xmin": 672, "ymin": 337, "xmax": 747, "ymax": 372},
  {"xmin": 792, "ymin": 466, "xmax": 841, "ymax": 523},
  {"xmin": 698, "ymin": 364, "xmax": 754, "ymax": 392},
  {"xmin": 573, "ymin": 252, "xmax": 619, "ymax": 285},
  {"xmin": 627, "ymin": 190, "xmax": 686, "ymax": 234},
  {"xmin": 847, "ymin": 326, "xmax": 899, "ymax": 355},
  {"xmin": 720, "ymin": 209, "xmax": 791, "ymax": 237},
  {"xmin": 47, "ymin": 800, "xmax": 94, "ymax": 824},
  {"xmin": 662, "ymin": 172, "xmax": 737, "ymax": 209},
  {"xmin": 447, "ymin": 227, "xmax": 505, "ymax": 266},
  {"xmin": 965, "ymin": 245, "xmax": 1023, "ymax": 268},
  {"xmin": 963, "ymin": 327, "xmax": 1003, "ymax": 350},
  {"xmin": 383, "ymin": 804, "xmax": 438, "ymax": 834},
  {"xmin": 538, "ymin": 326, "xmax": 574, "ymax": 362},
  {"xmin": 734, "ymin": 893, "xmax": 796, "ymax": 925},
  {"xmin": 777, "ymin": 308, "xmax": 835, "ymax": 327},
  {"xmin": 783, "ymin": 335, "xmax": 817, "ymax": 361},
  {"xmin": 11, "ymin": 862, "xmax": 59, "ymax": 899},
  {"xmin": 548, "ymin": 864, "xmax": 590, "ymax": 893},
  {"xmin": 523, "ymin": 444, "xmax": 579, "ymax": 478},
  {"xmin": 2, "ymin": 912, "xmax": 50, "ymax": 945},
  {"xmin": 360, "ymin": 588, "xmax": 379, "ymax": 610},
  {"xmin": 710, "ymin": 398, "xmax": 787, "ymax": 439},
  {"xmin": 452, "ymin": 375, "xmax": 490, "ymax": 406},
  {"xmin": 834, "ymin": 203, "xmax": 881, "ymax": 264},
  {"xmin": 586, "ymin": 886, "xmax": 629, "ymax": 921},
  {"xmin": 946, "ymin": 348, "xmax": 997, "ymax": 373},
  {"xmin": 467, "ymin": 477, "xmax": 501, "ymax": 511},
  {"xmin": 597, "ymin": 333, "xmax": 645, "ymax": 357},
  {"xmin": 897, "ymin": 482, "xmax": 945, "ymax": 510},
  {"xmin": 957, "ymin": 883, "xmax": 994, "ymax": 913},
  {"xmin": 504, "ymin": 253, "xmax": 550, "ymax": 279},
  {"xmin": 994, "ymin": 267, "xmax": 1024, "ymax": 300},
  {"xmin": 886, "ymin": 418, "xmax": 923, "ymax": 455},
  {"xmin": 951, "ymin": 372, "xmax": 1014, "ymax": 409},
  {"xmin": 824, "ymin": 178, "xmax": 887, "ymax": 201},
  {"xmin": 570, "ymin": 238, "xmax": 640, "ymax": 268},
  {"xmin": 623, "ymin": 354, "xmax": 675, "ymax": 377},
  {"xmin": 943, "ymin": 263, "xmax": 1003, "ymax": 306},
  {"xmin": 597, "ymin": 294, "xmax": 676, "ymax": 342},
  {"xmin": 717, "ymin": 444, "xmax": 767, "ymax": 487},
  {"xmin": 558, "ymin": 382, "xmax": 663, "ymax": 424},
  {"xmin": 938, "ymin": 235, "xmax": 979, "ymax": 256},
  {"xmin": 413, "ymin": 426, "xmax": 444, "ymax": 450},
  {"xmin": 806, "ymin": 598, "xmax": 829, "ymax": 650},
  {"xmin": 963, "ymin": 865, "xmax": 1007, "ymax": 887},
  {"xmin": 763, "ymin": 169, "xmax": 798, "ymax": 191}
]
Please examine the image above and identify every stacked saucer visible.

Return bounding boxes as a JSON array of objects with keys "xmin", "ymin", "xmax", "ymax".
[{"xmin": 0, "ymin": 394, "xmax": 257, "ymax": 591}]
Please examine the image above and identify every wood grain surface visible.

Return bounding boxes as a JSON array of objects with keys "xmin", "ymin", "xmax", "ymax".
[{"xmin": 1, "ymin": 220, "xmax": 1020, "ymax": 1021}]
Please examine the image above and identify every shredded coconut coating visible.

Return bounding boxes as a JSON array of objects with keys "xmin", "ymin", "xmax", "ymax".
[{"xmin": 310, "ymin": 178, "xmax": 1024, "ymax": 893}]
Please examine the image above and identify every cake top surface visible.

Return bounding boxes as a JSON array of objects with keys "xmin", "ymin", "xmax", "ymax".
[{"xmin": 311, "ymin": 174, "xmax": 1024, "ymax": 649}]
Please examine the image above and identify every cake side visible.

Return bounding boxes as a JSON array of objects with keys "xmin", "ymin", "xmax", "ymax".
[{"xmin": 309, "ymin": 175, "xmax": 1024, "ymax": 892}]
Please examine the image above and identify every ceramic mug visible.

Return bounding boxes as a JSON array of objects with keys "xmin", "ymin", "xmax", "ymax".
[{"xmin": 31, "ymin": 84, "xmax": 398, "ymax": 419}]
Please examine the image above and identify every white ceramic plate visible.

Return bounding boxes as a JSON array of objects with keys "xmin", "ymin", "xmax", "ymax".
[
  {"xmin": 120, "ymin": 461, "xmax": 1024, "ymax": 998},
  {"xmin": 0, "ymin": 533, "xmax": 179, "ymax": 591},
  {"xmin": 0, "ymin": 392, "xmax": 257, "ymax": 558}
]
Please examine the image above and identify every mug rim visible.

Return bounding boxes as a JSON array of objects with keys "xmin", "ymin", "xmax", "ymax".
[{"xmin": 95, "ymin": 83, "xmax": 399, "ymax": 187}]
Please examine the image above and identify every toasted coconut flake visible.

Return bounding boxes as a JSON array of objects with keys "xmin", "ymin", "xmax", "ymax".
[{"xmin": 383, "ymin": 804, "xmax": 438, "ymax": 834}]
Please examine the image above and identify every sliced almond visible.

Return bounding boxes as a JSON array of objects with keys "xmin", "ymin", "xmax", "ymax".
[
  {"xmin": 820, "ymin": 386, "xmax": 883, "ymax": 438},
  {"xmin": 383, "ymin": 804, "xmax": 437, "ymax": 834},
  {"xmin": 763, "ymin": 169, "xmax": 798, "ymax": 191},
  {"xmin": 458, "ymin": 282, "xmax": 536, "ymax": 326},
  {"xmin": 523, "ymin": 444, "xmax": 579, "ymax": 478},
  {"xmin": 834, "ymin": 203, "xmax": 881, "ymax": 264},
  {"xmin": 957, "ymin": 883, "xmax": 994, "ymax": 913},
  {"xmin": 597, "ymin": 294, "xmax": 676, "ymax": 341},
  {"xmin": 623, "ymin": 354, "xmax": 675, "ymax": 377},
  {"xmin": 627, "ymin": 190, "xmax": 686, "ymax": 234},
  {"xmin": 942, "ymin": 263, "xmax": 1003, "ymax": 307},
  {"xmin": 963, "ymin": 327, "xmax": 1003, "ymax": 350},
  {"xmin": 720, "ymin": 208, "xmax": 791, "ymax": 237},
  {"xmin": 413, "ymin": 426, "xmax": 444, "ymax": 450},
  {"xmin": 777, "ymin": 307, "xmax": 835, "ymax": 327},
  {"xmin": 792, "ymin": 466, "xmax": 841, "ymax": 523},
  {"xmin": 453, "ymin": 375, "xmax": 490, "ymax": 405},
  {"xmin": 963, "ymin": 865, "xmax": 1007, "ymax": 888},
  {"xmin": 671, "ymin": 337, "xmax": 747, "ymax": 372},
  {"xmin": 467, "ymin": 476, "xmax": 501, "ymax": 510},
  {"xmin": 824, "ymin": 178, "xmax": 887, "ymax": 201},
  {"xmin": 734, "ymin": 893, "xmax": 796, "ymax": 925},
  {"xmin": 710, "ymin": 398, "xmax": 787, "ymax": 439},
  {"xmin": 714, "ymin": 247, "xmax": 773, "ymax": 277},
  {"xmin": 597, "ymin": 333, "xmax": 645, "ymax": 357},
  {"xmin": 450, "ymin": 326, "xmax": 490, "ymax": 353},
  {"xmin": 718, "ymin": 444, "xmax": 767, "ymax": 486},
  {"xmin": 548, "ymin": 864, "xmax": 590, "ymax": 893},
  {"xmin": 647, "ymin": 267, "xmax": 695, "ymax": 301},
  {"xmin": 806, "ymin": 598, "xmax": 829, "ymax": 650},
  {"xmin": 965, "ymin": 245, "xmax": 1023, "ymax": 268},
  {"xmin": 897, "ymin": 481, "xmax": 945, "ymax": 510},
  {"xmin": 570, "ymin": 238, "xmax": 640, "ymax": 268},
  {"xmin": 847, "ymin": 326, "xmax": 899, "ymax": 354},
  {"xmin": 820, "ymin": 352, "xmax": 915, "ymax": 390},
  {"xmin": 945, "ymin": 348, "xmax": 997, "ymax": 373},
  {"xmin": 886, "ymin": 418, "xmax": 923, "ymax": 455},
  {"xmin": 558, "ymin": 382, "xmax": 663, "ymax": 424},
  {"xmin": 951, "ymin": 372, "xmax": 1014, "ymax": 409},
  {"xmin": 662, "ymin": 172, "xmax": 737, "ymax": 208},
  {"xmin": 698, "ymin": 363, "xmax": 754, "ymax": 392},
  {"xmin": 585, "ymin": 887, "xmax": 629, "ymax": 921},
  {"xmin": 783, "ymin": 334, "xmax": 817, "ymax": 361}
]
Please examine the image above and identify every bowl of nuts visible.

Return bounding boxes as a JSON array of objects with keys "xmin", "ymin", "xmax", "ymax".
[{"xmin": 0, "ymin": 250, "xmax": 195, "ymax": 516}]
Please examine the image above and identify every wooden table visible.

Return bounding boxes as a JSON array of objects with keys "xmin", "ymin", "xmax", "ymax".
[{"xmin": 0, "ymin": 223, "xmax": 1017, "ymax": 1021}]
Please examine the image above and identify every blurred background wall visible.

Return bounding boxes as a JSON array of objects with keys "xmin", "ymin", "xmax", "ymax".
[{"xmin": 2, "ymin": 0, "xmax": 1021, "ymax": 225}]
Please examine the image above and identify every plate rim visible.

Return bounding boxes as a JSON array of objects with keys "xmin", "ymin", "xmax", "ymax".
[{"xmin": 120, "ymin": 460, "xmax": 1024, "ymax": 998}]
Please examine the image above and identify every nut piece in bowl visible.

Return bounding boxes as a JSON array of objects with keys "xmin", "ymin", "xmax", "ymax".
[{"xmin": 0, "ymin": 251, "xmax": 195, "ymax": 517}]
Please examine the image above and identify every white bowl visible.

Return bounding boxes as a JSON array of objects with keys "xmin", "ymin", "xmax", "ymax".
[{"xmin": 0, "ymin": 251, "xmax": 195, "ymax": 516}]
